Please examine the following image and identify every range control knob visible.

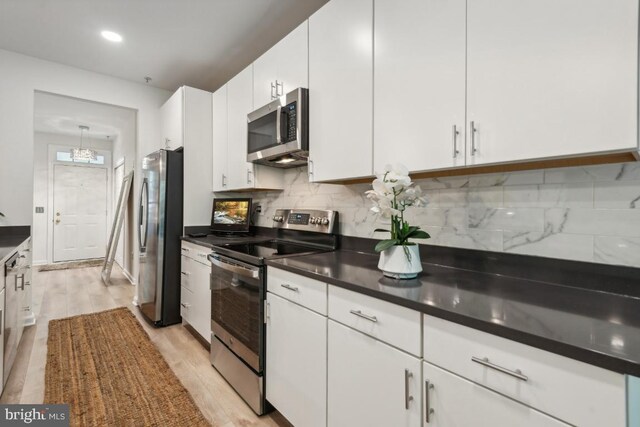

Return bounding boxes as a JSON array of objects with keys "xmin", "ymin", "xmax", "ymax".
[
  {"xmin": 310, "ymin": 217, "xmax": 317, "ymax": 224},
  {"xmin": 273, "ymin": 215, "xmax": 284, "ymax": 223},
  {"xmin": 320, "ymin": 217, "xmax": 330, "ymax": 225}
]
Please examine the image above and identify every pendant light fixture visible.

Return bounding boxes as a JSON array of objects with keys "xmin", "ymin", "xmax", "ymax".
[{"xmin": 71, "ymin": 125, "xmax": 97, "ymax": 161}]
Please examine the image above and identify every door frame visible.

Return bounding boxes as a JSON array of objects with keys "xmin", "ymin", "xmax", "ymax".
[{"xmin": 47, "ymin": 144, "xmax": 112, "ymax": 263}]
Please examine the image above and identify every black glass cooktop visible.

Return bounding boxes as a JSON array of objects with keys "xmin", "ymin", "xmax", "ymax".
[
  {"xmin": 213, "ymin": 239, "xmax": 328, "ymax": 264},
  {"xmin": 221, "ymin": 240, "xmax": 320, "ymax": 259}
]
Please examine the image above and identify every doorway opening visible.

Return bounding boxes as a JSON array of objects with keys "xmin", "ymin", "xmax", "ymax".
[{"xmin": 33, "ymin": 92, "xmax": 137, "ymax": 279}]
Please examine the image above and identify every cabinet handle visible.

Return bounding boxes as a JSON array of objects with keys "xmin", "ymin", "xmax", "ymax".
[
  {"xmin": 264, "ymin": 300, "xmax": 270, "ymax": 323},
  {"xmin": 222, "ymin": 173, "xmax": 227, "ymax": 187},
  {"xmin": 247, "ymin": 168, "xmax": 253, "ymax": 184},
  {"xmin": 471, "ymin": 356, "xmax": 528, "ymax": 381},
  {"xmin": 197, "ymin": 253, "xmax": 207, "ymax": 259},
  {"xmin": 425, "ymin": 380, "xmax": 434, "ymax": 423},
  {"xmin": 180, "ymin": 303, "xmax": 190, "ymax": 308},
  {"xmin": 452, "ymin": 125, "xmax": 460, "ymax": 158},
  {"xmin": 470, "ymin": 121, "xmax": 478, "ymax": 155},
  {"xmin": 308, "ymin": 159, "xmax": 314, "ymax": 178},
  {"xmin": 349, "ymin": 309, "xmax": 377, "ymax": 323},
  {"xmin": 276, "ymin": 80, "xmax": 283, "ymax": 97},
  {"xmin": 404, "ymin": 369, "xmax": 414, "ymax": 409},
  {"xmin": 181, "ymin": 271, "xmax": 190, "ymax": 276},
  {"xmin": 181, "ymin": 247, "xmax": 190, "ymax": 252},
  {"xmin": 271, "ymin": 82, "xmax": 276, "ymax": 99},
  {"xmin": 165, "ymin": 138, "xmax": 171, "ymax": 148},
  {"xmin": 280, "ymin": 284, "xmax": 299, "ymax": 292}
]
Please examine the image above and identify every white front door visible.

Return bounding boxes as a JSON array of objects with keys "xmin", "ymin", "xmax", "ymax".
[
  {"xmin": 53, "ymin": 164, "xmax": 108, "ymax": 262},
  {"xmin": 113, "ymin": 162, "xmax": 125, "ymax": 268}
]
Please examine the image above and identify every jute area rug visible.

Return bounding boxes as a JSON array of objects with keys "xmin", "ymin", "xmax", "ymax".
[{"xmin": 44, "ymin": 307, "xmax": 210, "ymax": 426}]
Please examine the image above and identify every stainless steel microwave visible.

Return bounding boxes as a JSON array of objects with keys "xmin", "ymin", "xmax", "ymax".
[{"xmin": 247, "ymin": 87, "xmax": 308, "ymax": 168}]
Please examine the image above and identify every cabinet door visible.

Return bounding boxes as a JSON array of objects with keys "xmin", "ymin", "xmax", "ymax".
[
  {"xmin": 189, "ymin": 259, "xmax": 211, "ymax": 343},
  {"xmin": 328, "ymin": 320, "xmax": 421, "ymax": 427},
  {"xmin": 161, "ymin": 87, "xmax": 184, "ymax": 150},
  {"xmin": 253, "ymin": 46, "xmax": 279, "ymax": 108},
  {"xmin": 266, "ymin": 293, "xmax": 326, "ymax": 427},
  {"xmin": 466, "ymin": 0, "xmax": 638, "ymax": 165},
  {"xmin": 277, "ymin": 21, "xmax": 308, "ymax": 96},
  {"xmin": 374, "ymin": 0, "xmax": 466, "ymax": 173},
  {"xmin": 423, "ymin": 362, "xmax": 569, "ymax": 427},
  {"xmin": 308, "ymin": 0, "xmax": 373, "ymax": 182},
  {"xmin": 226, "ymin": 65, "xmax": 255, "ymax": 190},
  {"xmin": 212, "ymin": 85, "xmax": 229, "ymax": 192}
]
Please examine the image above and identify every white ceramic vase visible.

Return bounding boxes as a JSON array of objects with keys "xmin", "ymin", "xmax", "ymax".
[{"xmin": 378, "ymin": 244, "xmax": 422, "ymax": 279}]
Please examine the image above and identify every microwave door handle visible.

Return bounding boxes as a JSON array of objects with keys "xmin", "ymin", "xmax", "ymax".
[{"xmin": 275, "ymin": 106, "xmax": 282, "ymax": 144}]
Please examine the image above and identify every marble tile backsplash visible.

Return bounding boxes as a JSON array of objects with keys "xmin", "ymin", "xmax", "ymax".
[{"xmin": 246, "ymin": 162, "xmax": 640, "ymax": 267}]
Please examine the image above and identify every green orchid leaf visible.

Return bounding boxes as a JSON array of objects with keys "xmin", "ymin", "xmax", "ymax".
[
  {"xmin": 374, "ymin": 239, "xmax": 399, "ymax": 253},
  {"xmin": 408, "ymin": 230, "xmax": 431, "ymax": 239}
]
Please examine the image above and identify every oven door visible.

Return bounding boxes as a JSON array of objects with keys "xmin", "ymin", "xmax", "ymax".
[{"xmin": 209, "ymin": 253, "xmax": 264, "ymax": 373}]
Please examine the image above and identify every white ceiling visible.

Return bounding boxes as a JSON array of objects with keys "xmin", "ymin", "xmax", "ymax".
[
  {"xmin": 0, "ymin": 0, "xmax": 328, "ymax": 92},
  {"xmin": 34, "ymin": 91, "xmax": 136, "ymax": 141}
]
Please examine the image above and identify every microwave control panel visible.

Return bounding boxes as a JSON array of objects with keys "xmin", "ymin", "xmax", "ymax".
[{"xmin": 282, "ymin": 102, "xmax": 297, "ymax": 143}]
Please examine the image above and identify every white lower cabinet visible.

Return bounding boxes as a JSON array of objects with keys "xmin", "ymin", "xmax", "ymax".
[
  {"xmin": 266, "ymin": 293, "xmax": 327, "ymax": 427},
  {"xmin": 180, "ymin": 242, "xmax": 212, "ymax": 344},
  {"xmin": 422, "ymin": 362, "xmax": 569, "ymax": 427},
  {"xmin": 327, "ymin": 320, "xmax": 421, "ymax": 427}
]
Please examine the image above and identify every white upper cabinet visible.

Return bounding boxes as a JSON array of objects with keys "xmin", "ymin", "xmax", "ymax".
[
  {"xmin": 215, "ymin": 66, "xmax": 284, "ymax": 192},
  {"xmin": 160, "ymin": 88, "xmax": 184, "ymax": 150},
  {"xmin": 308, "ymin": 0, "xmax": 373, "ymax": 182},
  {"xmin": 226, "ymin": 65, "xmax": 256, "ymax": 190},
  {"xmin": 162, "ymin": 86, "xmax": 212, "ymax": 227},
  {"xmin": 374, "ymin": 0, "xmax": 466, "ymax": 173},
  {"xmin": 212, "ymin": 85, "xmax": 228, "ymax": 192},
  {"xmin": 466, "ymin": 0, "xmax": 639, "ymax": 165},
  {"xmin": 182, "ymin": 86, "xmax": 213, "ymax": 226},
  {"xmin": 254, "ymin": 21, "xmax": 308, "ymax": 108}
]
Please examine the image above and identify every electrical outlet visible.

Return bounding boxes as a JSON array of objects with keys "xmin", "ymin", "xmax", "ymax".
[
  {"xmin": 35, "ymin": 207, "xmax": 44, "ymax": 214},
  {"xmin": 255, "ymin": 205, "xmax": 263, "ymax": 215}
]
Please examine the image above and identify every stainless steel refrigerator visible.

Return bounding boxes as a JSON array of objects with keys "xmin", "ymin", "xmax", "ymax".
[{"xmin": 138, "ymin": 149, "xmax": 183, "ymax": 326}]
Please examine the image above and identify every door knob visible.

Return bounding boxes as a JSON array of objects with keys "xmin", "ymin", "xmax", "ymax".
[
  {"xmin": 55, "ymin": 219, "xmax": 60, "ymax": 224},
  {"xmin": 56, "ymin": 212, "xmax": 60, "ymax": 216}
]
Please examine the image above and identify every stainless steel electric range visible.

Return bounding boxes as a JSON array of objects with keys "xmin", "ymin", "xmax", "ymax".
[{"xmin": 208, "ymin": 208, "xmax": 338, "ymax": 415}]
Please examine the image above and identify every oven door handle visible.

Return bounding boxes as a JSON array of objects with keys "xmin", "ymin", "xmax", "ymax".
[{"xmin": 209, "ymin": 254, "xmax": 260, "ymax": 279}]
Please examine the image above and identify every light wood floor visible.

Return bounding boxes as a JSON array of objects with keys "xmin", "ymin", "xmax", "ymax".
[{"xmin": 0, "ymin": 265, "xmax": 291, "ymax": 427}]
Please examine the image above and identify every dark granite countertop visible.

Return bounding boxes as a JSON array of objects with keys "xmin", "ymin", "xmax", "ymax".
[
  {"xmin": 0, "ymin": 226, "xmax": 30, "ymax": 264},
  {"xmin": 266, "ymin": 249, "xmax": 640, "ymax": 377}
]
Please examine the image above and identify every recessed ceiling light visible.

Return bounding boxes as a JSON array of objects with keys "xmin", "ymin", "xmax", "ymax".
[{"xmin": 101, "ymin": 30, "xmax": 123, "ymax": 43}]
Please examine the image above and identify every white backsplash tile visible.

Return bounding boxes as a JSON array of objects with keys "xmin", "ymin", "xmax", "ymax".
[
  {"xmin": 594, "ymin": 181, "xmax": 640, "ymax": 209},
  {"xmin": 503, "ymin": 231, "xmax": 594, "ymax": 262},
  {"xmin": 594, "ymin": 236, "xmax": 640, "ymax": 267},
  {"xmin": 245, "ymin": 164, "xmax": 640, "ymax": 268}
]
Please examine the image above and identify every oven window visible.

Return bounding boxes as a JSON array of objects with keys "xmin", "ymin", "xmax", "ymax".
[
  {"xmin": 248, "ymin": 110, "xmax": 279, "ymax": 153},
  {"xmin": 210, "ymin": 265, "xmax": 263, "ymax": 360}
]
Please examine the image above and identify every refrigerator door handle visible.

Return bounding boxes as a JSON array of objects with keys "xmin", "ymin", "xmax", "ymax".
[{"xmin": 139, "ymin": 178, "xmax": 149, "ymax": 250}]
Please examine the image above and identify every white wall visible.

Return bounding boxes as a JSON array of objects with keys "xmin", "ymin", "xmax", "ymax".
[
  {"xmin": 110, "ymin": 110, "xmax": 137, "ymax": 278},
  {"xmin": 0, "ymin": 48, "xmax": 170, "ymax": 282},
  {"xmin": 32, "ymin": 132, "xmax": 112, "ymax": 264}
]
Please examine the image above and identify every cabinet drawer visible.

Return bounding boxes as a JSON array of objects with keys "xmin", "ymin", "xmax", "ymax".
[
  {"xmin": 328, "ymin": 285, "xmax": 421, "ymax": 357},
  {"xmin": 267, "ymin": 267, "xmax": 327, "ymax": 315},
  {"xmin": 423, "ymin": 315, "xmax": 625, "ymax": 427},
  {"xmin": 180, "ymin": 241, "xmax": 211, "ymax": 264}
]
